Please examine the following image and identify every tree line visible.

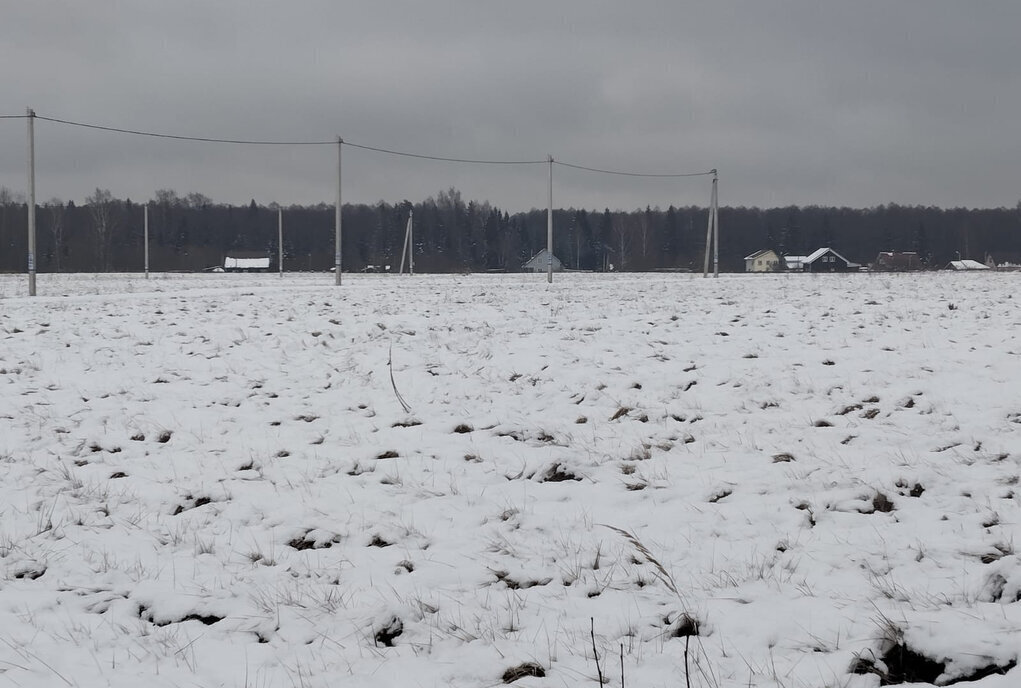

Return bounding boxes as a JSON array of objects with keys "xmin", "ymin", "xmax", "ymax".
[{"xmin": 1, "ymin": 185, "xmax": 1020, "ymax": 273}]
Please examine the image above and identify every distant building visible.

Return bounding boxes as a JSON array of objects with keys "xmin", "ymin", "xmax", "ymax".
[
  {"xmin": 784, "ymin": 255, "xmax": 809, "ymax": 271},
  {"xmin": 744, "ymin": 249, "xmax": 783, "ymax": 272},
  {"xmin": 873, "ymin": 251, "xmax": 923, "ymax": 271},
  {"xmin": 985, "ymin": 253, "xmax": 1021, "ymax": 271},
  {"xmin": 801, "ymin": 247, "xmax": 859, "ymax": 273},
  {"xmin": 522, "ymin": 249, "xmax": 563, "ymax": 273},
  {"xmin": 946, "ymin": 259, "xmax": 990, "ymax": 271},
  {"xmin": 224, "ymin": 254, "xmax": 271, "ymax": 272}
]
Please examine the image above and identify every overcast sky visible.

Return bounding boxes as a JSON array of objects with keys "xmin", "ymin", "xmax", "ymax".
[{"xmin": 2, "ymin": 1, "xmax": 1019, "ymax": 212}]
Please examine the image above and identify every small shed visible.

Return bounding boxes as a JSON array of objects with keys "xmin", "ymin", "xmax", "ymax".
[
  {"xmin": 744, "ymin": 249, "xmax": 782, "ymax": 272},
  {"xmin": 224, "ymin": 254, "xmax": 271, "ymax": 272},
  {"xmin": 802, "ymin": 247, "xmax": 859, "ymax": 273},
  {"xmin": 522, "ymin": 249, "xmax": 563, "ymax": 273},
  {"xmin": 784, "ymin": 255, "xmax": 808, "ymax": 271}
]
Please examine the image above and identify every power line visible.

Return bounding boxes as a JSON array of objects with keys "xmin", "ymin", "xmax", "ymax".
[
  {"xmin": 33, "ymin": 114, "xmax": 547, "ymax": 165},
  {"xmin": 342, "ymin": 140, "xmax": 545, "ymax": 166},
  {"xmin": 554, "ymin": 160, "xmax": 715, "ymax": 178},
  {"xmin": 34, "ymin": 115, "xmax": 333, "ymax": 146},
  {"xmin": 25, "ymin": 112, "xmax": 712, "ymax": 176}
]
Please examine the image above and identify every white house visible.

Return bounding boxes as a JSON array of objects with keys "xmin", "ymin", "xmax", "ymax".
[
  {"xmin": 522, "ymin": 249, "xmax": 563, "ymax": 273},
  {"xmin": 744, "ymin": 249, "xmax": 782, "ymax": 272}
]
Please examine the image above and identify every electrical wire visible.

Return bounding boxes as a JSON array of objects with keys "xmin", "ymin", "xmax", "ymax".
[
  {"xmin": 34, "ymin": 115, "xmax": 333, "ymax": 146},
  {"xmin": 20, "ymin": 113, "xmax": 713, "ymax": 177},
  {"xmin": 342, "ymin": 140, "xmax": 545, "ymax": 165},
  {"xmin": 554, "ymin": 160, "xmax": 715, "ymax": 178},
  {"xmin": 33, "ymin": 114, "xmax": 548, "ymax": 165}
]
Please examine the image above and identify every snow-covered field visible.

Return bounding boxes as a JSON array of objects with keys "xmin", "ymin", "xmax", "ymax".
[{"xmin": 1, "ymin": 271, "xmax": 1020, "ymax": 688}]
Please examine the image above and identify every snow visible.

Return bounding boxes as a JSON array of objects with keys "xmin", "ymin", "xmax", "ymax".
[{"xmin": 1, "ymin": 271, "xmax": 1020, "ymax": 687}]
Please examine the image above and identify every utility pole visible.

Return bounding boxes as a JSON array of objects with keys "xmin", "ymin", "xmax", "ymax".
[
  {"xmin": 399, "ymin": 210, "xmax": 416, "ymax": 275},
  {"xmin": 712, "ymin": 170, "xmax": 719, "ymax": 278},
  {"xmin": 547, "ymin": 155, "xmax": 554, "ymax": 284},
  {"xmin": 144, "ymin": 203, "xmax": 150, "ymax": 279},
  {"xmin": 703, "ymin": 169, "xmax": 719, "ymax": 278},
  {"xmin": 278, "ymin": 207, "xmax": 283, "ymax": 278},
  {"xmin": 335, "ymin": 137, "xmax": 342, "ymax": 285},
  {"xmin": 27, "ymin": 108, "xmax": 36, "ymax": 296}
]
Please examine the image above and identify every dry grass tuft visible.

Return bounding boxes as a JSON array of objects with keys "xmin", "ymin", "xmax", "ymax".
[{"xmin": 601, "ymin": 524, "xmax": 680, "ymax": 597}]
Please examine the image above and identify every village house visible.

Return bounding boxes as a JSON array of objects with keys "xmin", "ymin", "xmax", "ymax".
[
  {"xmin": 744, "ymin": 249, "xmax": 783, "ymax": 272},
  {"xmin": 522, "ymin": 249, "xmax": 563, "ymax": 273},
  {"xmin": 873, "ymin": 251, "xmax": 923, "ymax": 271},
  {"xmin": 801, "ymin": 247, "xmax": 859, "ymax": 273},
  {"xmin": 946, "ymin": 259, "xmax": 990, "ymax": 271}
]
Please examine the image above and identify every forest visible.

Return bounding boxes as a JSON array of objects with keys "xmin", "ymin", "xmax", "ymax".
[{"xmin": 1, "ymin": 186, "xmax": 1020, "ymax": 273}]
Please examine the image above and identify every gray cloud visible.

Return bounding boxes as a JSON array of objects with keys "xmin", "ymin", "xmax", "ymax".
[{"xmin": 2, "ymin": 1, "xmax": 1019, "ymax": 210}]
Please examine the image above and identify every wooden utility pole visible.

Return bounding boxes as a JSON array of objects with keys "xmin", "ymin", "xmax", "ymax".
[
  {"xmin": 144, "ymin": 204, "xmax": 150, "ymax": 279},
  {"xmin": 335, "ymin": 137, "xmax": 342, "ymax": 285},
  {"xmin": 703, "ymin": 170, "xmax": 719, "ymax": 278},
  {"xmin": 547, "ymin": 155, "xmax": 554, "ymax": 283},
  {"xmin": 27, "ymin": 108, "xmax": 36, "ymax": 296}
]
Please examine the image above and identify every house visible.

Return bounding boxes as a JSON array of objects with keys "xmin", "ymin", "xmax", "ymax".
[
  {"xmin": 522, "ymin": 249, "xmax": 563, "ymax": 273},
  {"xmin": 224, "ymin": 253, "xmax": 271, "ymax": 272},
  {"xmin": 945, "ymin": 259, "xmax": 990, "ymax": 271},
  {"xmin": 873, "ymin": 251, "xmax": 922, "ymax": 271},
  {"xmin": 801, "ymin": 247, "xmax": 859, "ymax": 273},
  {"xmin": 744, "ymin": 249, "xmax": 783, "ymax": 272}
]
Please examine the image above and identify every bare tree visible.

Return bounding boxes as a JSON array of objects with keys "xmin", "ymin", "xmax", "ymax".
[
  {"xmin": 45, "ymin": 198, "xmax": 66, "ymax": 272},
  {"xmin": 0, "ymin": 187, "xmax": 13, "ymax": 252},
  {"xmin": 185, "ymin": 192, "xmax": 212, "ymax": 209},
  {"xmin": 87, "ymin": 188, "xmax": 118, "ymax": 272},
  {"xmin": 613, "ymin": 212, "xmax": 637, "ymax": 271},
  {"xmin": 154, "ymin": 188, "xmax": 181, "ymax": 207}
]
